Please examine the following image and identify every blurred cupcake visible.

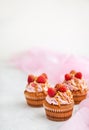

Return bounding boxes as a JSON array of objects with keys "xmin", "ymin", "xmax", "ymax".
[
  {"xmin": 24, "ymin": 73, "xmax": 50, "ymax": 107},
  {"xmin": 63, "ymin": 70, "xmax": 88, "ymax": 104},
  {"xmin": 43, "ymin": 84, "xmax": 74, "ymax": 121}
]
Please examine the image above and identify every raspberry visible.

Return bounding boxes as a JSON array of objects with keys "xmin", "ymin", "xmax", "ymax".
[
  {"xmin": 42, "ymin": 73, "xmax": 48, "ymax": 79},
  {"xmin": 36, "ymin": 75, "xmax": 46, "ymax": 83},
  {"xmin": 58, "ymin": 86, "xmax": 67, "ymax": 92},
  {"xmin": 27, "ymin": 75, "xmax": 35, "ymax": 83},
  {"xmin": 48, "ymin": 88, "xmax": 56, "ymax": 97},
  {"xmin": 75, "ymin": 72, "xmax": 82, "ymax": 79},
  {"xmin": 65, "ymin": 74, "xmax": 72, "ymax": 81}
]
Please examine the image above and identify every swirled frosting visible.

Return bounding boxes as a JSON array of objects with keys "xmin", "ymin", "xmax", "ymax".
[
  {"xmin": 26, "ymin": 81, "xmax": 49, "ymax": 93},
  {"xmin": 46, "ymin": 90, "xmax": 73, "ymax": 105},
  {"xmin": 63, "ymin": 77, "xmax": 88, "ymax": 92}
]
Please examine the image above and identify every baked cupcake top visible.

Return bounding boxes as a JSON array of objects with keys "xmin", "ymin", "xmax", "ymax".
[
  {"xmin": 46, "ymin": 84, "xmax": 73, "ymax": 106},
  {"xmin": 63, "ymin": 70, "xmax": 88, "ymax": 92},
  {"xmin": 25, "ymin": 73, "xmax": 50, "ymax": 93}
]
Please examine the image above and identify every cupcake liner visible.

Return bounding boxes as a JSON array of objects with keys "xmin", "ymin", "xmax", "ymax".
[
  {"xmin": 73, "ymin": 94, "xmax": 87, "ymax": 104},
  {"xmin": 24, "ymin": 90, "xmax": 46, "ymax": 107},
  {"xmin": 45, "ymin": 109, "xmax": 73, "ymax": 121},
  {"xmin": 43, "ymin": 104, "xmax": 73, "ymax": 112},
  {"xmin": 72, "ymin": 90, "xmax": 87, "ymax": 104},
  {"xmin": 26, "ymin": 98, "xmax": 44, "ymax": 107},
  {"xmin": 43, "ymin": 101, "xmax": 74, "ymax": 121}
]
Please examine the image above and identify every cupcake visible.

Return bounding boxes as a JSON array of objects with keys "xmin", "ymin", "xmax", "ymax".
[
  {"xmin": 43, "ymin": 84, "xmax": 74, "ymax": 121},
  {"xmin": 24, "ymin": 73, "xmax": 50, "ymax": 107},
  {"xmin": 63, "ymin": 70, "xmax": 88, "ymax": 104}
]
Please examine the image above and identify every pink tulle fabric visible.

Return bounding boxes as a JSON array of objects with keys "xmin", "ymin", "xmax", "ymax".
[
  {"xmin": 10, "ymin": 48, "xmax": 89, "ymax": 130},
  {"xmin": 79, "ymin": 97, "xmax": 89, "ymax": 109},
  {"xmin": 10, "ymin": 48, "xmax": 89, "ymax": 85}
]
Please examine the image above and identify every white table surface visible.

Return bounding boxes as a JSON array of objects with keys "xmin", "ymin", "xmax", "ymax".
[{"xmin": 0, "ymin": 61, "xmax": 78, "ymax": 130}]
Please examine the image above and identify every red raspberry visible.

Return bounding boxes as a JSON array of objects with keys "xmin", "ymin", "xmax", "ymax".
[
  {"xmin": 75, "ymin": 72, "xmax": 82, "ymax": 79},
  {"xmin": 58, "ymin": 86, "xmax": 67, "ymax": 92},
  {"xmin": 65, "ymin": 74, "xmax": 72, "ymax": 81},
  {"xmin": 42, "ymin": 73, "xmax": 48, "ymax": 79},
  {"xmin": 36, "ymin": 75, "xmax": 46, "ymax": 83},
  {"xmin": 48, "ymin": 88, "xmax": 56, "ymax": 97},
  {"xmin": 27, "ymin": 75, "xmax": 35, "ymax": 83}
]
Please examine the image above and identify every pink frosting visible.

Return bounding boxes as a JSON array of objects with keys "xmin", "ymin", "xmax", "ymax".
[
  {"xmin": 26, "ymin": 81, "xmax": 48, "ymax": 92},
  {"xmin": 64, "ymin": 78, "xmax": 88, "ymax": 91},
  {"xmin": 46, "ymin": 90, "xmax": 73, "ymax": 105}
]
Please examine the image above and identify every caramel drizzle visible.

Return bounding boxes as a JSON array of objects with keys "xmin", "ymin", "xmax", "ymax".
[
  {"xmin": 58, "ymin": 91, "xmax": 67, "ymax": 101},
  {"xmin": 56, "ymin": 91, "xmax": 72, "ymax": 104},
  {"xmin": 35, "ymin": 83, "xmax": 48, "ymax": 96},
  {"xmin": 54, "ymin": 94, "xmax": 60, "ymax": 107},
  {"xmin": 42, "ymin": 84, "xmax": 47, "ymax": 95},
  {"xmin": 35, "ymin": 84, "xmax": 39, "ymax": 96}
]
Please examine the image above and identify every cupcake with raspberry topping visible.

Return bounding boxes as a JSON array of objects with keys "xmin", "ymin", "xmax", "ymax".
[
  {"xmin": 24, "ymin": 73, "xmax": 50, "ymax": 107},
  {"xmin": 43, "ymin": 84, "xmax": 74, "ymax": 121},
  {"xmin": 63, "ymin": 70, "xmax": 88, "ymax": 104}
]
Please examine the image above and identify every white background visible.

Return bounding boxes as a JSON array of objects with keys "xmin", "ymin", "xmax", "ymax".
[
  {"xmin": 0, "ymin": 0, "xmax": 89, "ymax": 60},
  {"xmin": 0, "ymin": 1, "xmax": 89, "ymax": 129}
]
